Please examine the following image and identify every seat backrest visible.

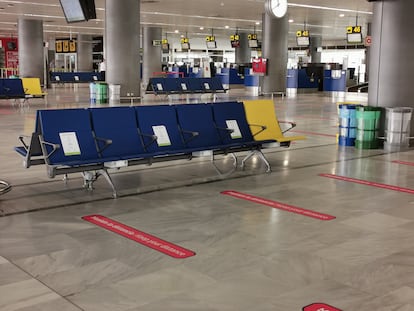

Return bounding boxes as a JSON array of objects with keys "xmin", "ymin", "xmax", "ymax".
[
  {"xmin": 242, "ymin": 99, "xmax": 284, "ymax": 141},
  {"xmin": 212, "ymin": 102, "xmax": 254, "ymax": 144},
  {"xmin": 210, "ymin": 77, "xmax": 225, "ymax": 91},
  {"xmin": 90, "ymin": 106, "xmax": 146, "ymax": 158},
  {"xmin": 135, "ymin": 105, "xmax": 186, "ymax": 153},
  {"xmin": 3, "ymin": 79, "xmax": 25, "ymax": 97},
  {"xmin": 22, "ymin": 77, "xmax": 44, "ymax": 95},
  {"xmin": 175, "ymin": 104, "xmax": 222, "ymax": 149},
  {"xmin": 186, "ymin": 78, "xmax": 203, "ymax": 92},
  {"xmin": 149, "ymin": 78, "xmax": 178, "ymax": 93},
  {"xmin": 39, "ymin": 108, "xmax": 99, "ymax": 164},
  {"xmin": 200, "ymin": 78, "xmax": 214, "ymax": 92}
]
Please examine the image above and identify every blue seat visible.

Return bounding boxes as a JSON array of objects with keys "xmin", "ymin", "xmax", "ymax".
[
  {"xmin": 14, "ymin": 110, "xmax": 44, "ymax": 168},
  {"xmin": 175, "ymin": 104, "xmax": 225, "ymax": 151},
  {"xmin": 211, "ymin": 101, "xmax": 264, "ymax": 147},
  {"xmin": 147, "ymin": 78, "xmax": 179, "ymax": 94},
  {"xmin": 135, "ymin": 105, "xmax": 188, "ymax": 155},
  {"xmin": 186, "ymin": 78, "xmax": 204, "ymax": 93},
  {"xmin": 209, "ymin": 77, "xmax": 226, "ymax": 92},
  {"xmin": 0, "ymin": 79, "xmax": 26, "ymax": 98},
  {"xmin": 90, "ymin": 107, "xmax": 149, "ymax": 161},
  {"xmin": 39, "ymin": 108, "xmax": 105, "ymax": 167}
]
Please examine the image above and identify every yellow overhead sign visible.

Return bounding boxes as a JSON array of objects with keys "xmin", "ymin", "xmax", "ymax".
[
  {"xmin": 296, "ymin": 30, "xmax": 309, "ymax": 37},
  {"xmin": 248, "ymin": 34, "xmax": 257, "ymax": 40},
  {"xmin": 206, "ymin": 35, "xmax": 215, "ymax": 42},
  {"xmin": 347, "ymin": 26, "xmax": 362, "ymax": 34}
]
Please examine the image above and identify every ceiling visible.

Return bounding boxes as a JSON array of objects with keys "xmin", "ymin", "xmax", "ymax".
[{"xmin": 0, "ymin": 0, "xmax": 373, "ymax": 45}]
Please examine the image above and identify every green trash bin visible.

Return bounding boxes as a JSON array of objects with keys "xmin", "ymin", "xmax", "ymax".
[
  {"xmin": 95, "ymin": 82, "xmax": 108, "ymax": 104},
  {"xmin": 355, "ymin": 106, "xmax": 382, "ymax": 149}
]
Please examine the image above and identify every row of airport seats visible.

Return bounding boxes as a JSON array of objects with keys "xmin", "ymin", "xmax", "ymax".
[
  {"xmin": 50, "ymin": 72, "xmax": 104, "ymax": 83},
  {"xmin": 0, "ymin": 77, "xmax": 46, "ymax": 101},
  {"xmin": 14, "ymin": 100, "xmax": 306, "ymax": 198},
  {"xmin": 146, "ymin": 77, "xmax": 226, "ymax": 95}
]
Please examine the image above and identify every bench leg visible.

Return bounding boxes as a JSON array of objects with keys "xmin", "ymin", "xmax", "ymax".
[
  {"xmin": 82, "ymin": 170, "xmax": 118, "ymax": 198},
  {"xmin": 211, "ymin": 153, "xmax": 237, "ymax": 176},
  {"xmin": 241, "ymin": 150, "xmax": 271, "ymax": 173},
  {"xmin": 98, "ymin": 169, "xmax": 118, "ymax": 199}
]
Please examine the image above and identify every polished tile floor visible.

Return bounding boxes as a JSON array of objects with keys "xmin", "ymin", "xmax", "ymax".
[{"xmin": 0, "ymin": 85, "xmax": 413, "ymax": 310}]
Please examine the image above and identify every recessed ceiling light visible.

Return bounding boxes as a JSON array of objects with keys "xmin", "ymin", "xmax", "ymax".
[
  {"xmin": 225, "ymin": 25, "xmax": 229, "ymax": 29},
  {"xmin": 255, "ymin": 21, "xmax": 260, "ymax": 25},
  {"xmin": 339, "ymin": 14, "xmax": 345, "ymax": 17},
  {"xmin": 174, "ymin": 29, "xmax": 179, "ymax": 33},
  {"xmin": 288, "ymin": 19, "xmax": 294, "ymax": 23},
  {"xmin": 200, "ymin": 26, "xmax": 204, "ymax": 30}
]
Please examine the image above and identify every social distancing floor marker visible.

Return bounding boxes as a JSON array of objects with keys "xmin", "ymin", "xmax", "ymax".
[
  {"xmin": 82, "ymin": 215, "xmax": 196, "ymax": 259},
  {"xmin": 221, "ymin": 190, "xmax": 336, "ymax": 221},
  {"xmin": 392, "ymin": 160, "xmax": 414, "ymax": 167},
  {"xmin": 319, "ymin": 173, "xmax": 414, "ymax": 195}
]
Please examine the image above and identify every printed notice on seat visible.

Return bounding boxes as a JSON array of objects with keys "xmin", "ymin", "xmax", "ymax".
[
  {"xmin": 152, "ymin": 125, "xmax": 171, "ymax": 146},
  {"xmin": 59, "ymin": 132, "xmax": 81, "ymax": 156},
  {"xmin": 226, "ymin": 120, "xmax": 242, "ymax": 139},
  {"xmin": 204, "ymin": 83, "xmax": 210, "ymax": 90},
  {"xmin": 181, "ymin": 83, "xmax": 187, "ymax": 91},
  {"xmin": 156, "ymin": 83, "xmax": 163, "ymax": 91}
]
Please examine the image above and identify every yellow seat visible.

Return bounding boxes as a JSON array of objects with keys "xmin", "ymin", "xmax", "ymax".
[
  {"xmin": 22, "ymin": 78, "xmax": 47, "ymax": 97},
  {"xmin": 243, "ymin": 99, "xmax": 306, "ymax": 144}
]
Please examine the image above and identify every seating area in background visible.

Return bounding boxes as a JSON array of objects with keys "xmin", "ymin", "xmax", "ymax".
[
  {"xmin": 0, "ymin": 78, "xmax": 28, "ymax": 102},
  {"xmin": 14, "ymin": 100, "xmax": 305, "ymax": 198},
  {"xmin": 50, "ymin": 71, "xmax": 104, "ymax": 83},
  {"xmin": 0, "ymin": 77, "xmax": 47, "ymax": 103},
  {"xmin": 146, "ymin": 77, "xmax": 227, "ymax": 95}
]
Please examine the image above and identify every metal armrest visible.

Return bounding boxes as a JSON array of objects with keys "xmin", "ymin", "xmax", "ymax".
[
  {"xmin": 95, "ymin": 136, "xmax": 112, "ymax": 154},
  {"xmin": 18, "ymin": 134, "xmax": 31, "ymax": 150},
  {"xmin": 40, "ymin": 139, "xmax": 60, "ymax": 159},
  {"xmin": 249, "ymin": 124, "xmax": 267, "ymax": 137},
  {"xmin": 139, "ymin": 132, "xmax": 158, "ymax": 149},
  {"xmin": 216, "ymin": 126, "xmax": 234, "ymax": 134},
  {"xmin": 279, "ymin": 121, "xmax": 296, "ymax": 133},
  {"xmin": 180, "ymin": 129, "xmax": 199, "ymax": 144}
]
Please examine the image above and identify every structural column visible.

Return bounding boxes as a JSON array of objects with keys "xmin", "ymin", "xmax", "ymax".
[
  {"xmin": 77, "ymin": 34, "xmax": 93, "ymax": 72},
  {"xmin": 261, "ymin": 13, "xmax": 288, "ymax": 94},
  {"xmin": 368, "ymin": 1, "xmax": 414, "ymax": 137},
  {"xmin": 105, "ymin": 0, "xmax": 140, "ymax": 97},
  {"xmin": 18, "ymin": 18, "xmax": 44, "ymax": 83},
  {"xmin": 309, "ymin": 35, "xmax": 322, "ymax": 63},
  {"xmin": 142, "ymin": 26, "xmax": 162, "ymax": 86},
  {"xmin": 235, "ymin": 32, "xmax": 250, "ymax": 64}
]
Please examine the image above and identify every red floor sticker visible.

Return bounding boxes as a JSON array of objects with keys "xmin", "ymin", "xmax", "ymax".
[
  {"xmin": 303, "ymin": 303, "xmax": 342, "ymax": 311},
  {"xmin": 221, "ymin": 191, "xmax": 335, "ymax": 221},
  {"xmin": 392, "ymin": 160, "xmax": 414, "ymax": 167},
  {"xmin": 82, "ymin": 215, "xmax": 196, "ymax": 259},
  {"xmin": 319, "ymin": 173, "xmax": 414, "ymax": 195}
]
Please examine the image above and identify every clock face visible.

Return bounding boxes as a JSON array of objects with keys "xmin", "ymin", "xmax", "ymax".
[{"xmin": 266, "ymin": 0, "xmax": 288, "ymax": 18}]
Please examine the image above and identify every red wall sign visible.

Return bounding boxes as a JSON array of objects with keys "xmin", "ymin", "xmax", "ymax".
[
  {"xmin": 252, "ymin": 57, "xmax": 267, "ymax": 75},
  {"xmin": 303, "ymin": 303, "xmax": 342, "ymax": 311}
]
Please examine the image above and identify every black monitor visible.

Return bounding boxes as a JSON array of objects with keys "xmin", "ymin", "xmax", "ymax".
[{"xmin": 59, "ymin": 0, "xmax": 96, "ymax": 23}]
